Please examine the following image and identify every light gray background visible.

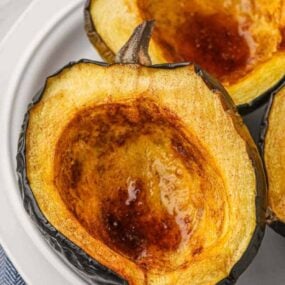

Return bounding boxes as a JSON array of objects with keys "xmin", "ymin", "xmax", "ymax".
[
  {"xmin": 0, "ymin": 0, "xmax": 31, "ymax": 39},
  {"xmin": 0, "ymin": 0, "xmax": 285, "ymax": 284}
]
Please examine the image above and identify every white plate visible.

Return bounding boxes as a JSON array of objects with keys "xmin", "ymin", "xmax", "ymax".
[{"xmin": 0, "ymin": 0, "xmax": 284, "ymax": 284}]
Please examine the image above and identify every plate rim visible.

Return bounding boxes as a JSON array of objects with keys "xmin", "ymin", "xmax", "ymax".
[{"xmin": 0, "ymin": 0, "xmax": 87, "ymax": 284}]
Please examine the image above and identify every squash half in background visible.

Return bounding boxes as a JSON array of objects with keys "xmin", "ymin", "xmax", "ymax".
[
  {"xmin": 85, "ymin": 0, "xmax": 285, "ymax": 111},
  {"xmin": 261, "ymin": 83, "xmax": 285, "ymax": 237}
]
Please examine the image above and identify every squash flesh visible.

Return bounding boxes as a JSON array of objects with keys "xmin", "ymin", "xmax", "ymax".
[
  {"xmin": 54, "ymin": 99, "xmax": 228, "ymax": 272},
  {"xmin": 265, "ymin": 87, "xmax": 285, "ymax": 223},
  {"xmin": 26, "ymin": 63, "xmax": 259, "ymax": 284}
]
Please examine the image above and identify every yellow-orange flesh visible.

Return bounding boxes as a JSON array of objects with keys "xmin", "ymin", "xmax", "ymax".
[
  {"xmin": 265, "ymin": 87, "xmax": 285, "ymax": 222},
  {"xmin": 54, "ymin": 99, "xmax": 227, "ymax": 270},
  {"xmin": 26, "ymin": 63, "xmax": 258, "ymax": 285},
  {"xmin": 137, "ymin": 0, "xmax": 285, "ymax": 85}
]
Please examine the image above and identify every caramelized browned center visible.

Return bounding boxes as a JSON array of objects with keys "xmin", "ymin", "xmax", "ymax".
[
  {"xmin": 54, "ymin": 99, "xmax": 227, "ymax": 271},
  {"xmin": 138, "ymin": 1, "xmax": 251, "ymax": 83},
  {"xmin": 174, "ymin": 13, "xmax": 250, "ymax": 82}
]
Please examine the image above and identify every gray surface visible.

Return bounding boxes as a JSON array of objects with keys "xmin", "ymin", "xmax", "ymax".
[{"xmin": 1, "ymin": 1, "xmax": 285, "ymax": 284}]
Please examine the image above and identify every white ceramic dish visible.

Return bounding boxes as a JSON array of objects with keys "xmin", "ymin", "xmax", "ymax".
[{"xmin": 0, "ymin": 0, "xmax": 284, "ymax": 284}]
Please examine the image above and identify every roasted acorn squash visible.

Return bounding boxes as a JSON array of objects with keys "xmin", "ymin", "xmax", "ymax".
[
  {"xmin": 85, "ymin": 0, "xmax": 285, "ymax": 110},
  {"xmin": 260, "ymin": 84, "xmax": 285, "ymax": 237},
  {"xmin": 17, "ymin": 22, "xmax": 266, "ymax": 285}
]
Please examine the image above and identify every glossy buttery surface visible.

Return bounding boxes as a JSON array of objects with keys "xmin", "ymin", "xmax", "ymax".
[
  {"xmin": 55, "ymin": 100, "xmax": 226, "ymax": 269},
  {"xmin": 137, "ymin": 0, "xmax": 285, "ymax": 84},
  {"xmin": 265, "ymin": 87, "xmax": 285, "ymax": 222},
  {"xmin": 26, "ymin": 63, "xmax": 257, "ymax": 284}
]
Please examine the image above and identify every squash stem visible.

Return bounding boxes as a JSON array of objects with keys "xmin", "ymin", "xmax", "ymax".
[{"xmin": 115, "ymin": 20, "xmax": 154, "ymax": 66}]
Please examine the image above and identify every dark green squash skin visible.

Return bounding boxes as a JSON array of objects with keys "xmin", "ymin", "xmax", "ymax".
[
  {"xmin": 269, "ymin": 222, "xmax": 285, "ymax": 237},
  {"xmin": 259, "ymin": 84, "xmax": 285, "ymax": 238},
  {"xmin": 237, "ymin": 75, "xmax": 285, "ymax": 116},
  {"xmin": 17, "ymin": 59, "xmax": 266, "ymax": 285}
]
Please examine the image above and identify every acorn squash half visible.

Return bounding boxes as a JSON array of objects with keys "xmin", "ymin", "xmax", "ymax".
[
  {"xmin": 260, "ymin": 84, "xmax": 285, "ymax": 237},
  {"xmin": 17, "ymin": 22, "xmax": 266, "ymax": 285},
  {"xmin": 85, "ymin": 0, "xmax": 285, "ymax": 111}
]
